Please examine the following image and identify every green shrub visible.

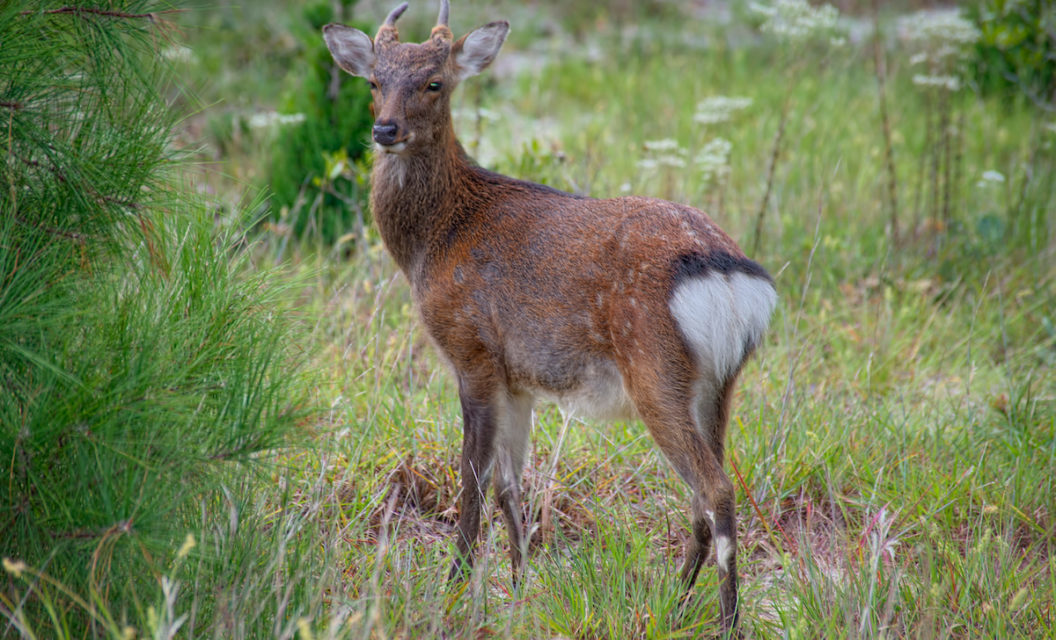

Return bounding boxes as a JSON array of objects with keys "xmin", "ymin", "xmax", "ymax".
[
  {"xmin": 268, "ymin": 0, "xmax": 374, "ymax": 243},
  {"xmin": 970, "ymin": 0, "xmax": 1056, "ymax": 105}
]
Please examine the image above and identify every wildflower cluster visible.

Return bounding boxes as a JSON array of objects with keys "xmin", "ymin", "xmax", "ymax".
[
  {"xmin": 161, "ymin": 45, "xmax": 195, "ymax": 63},
  {"xmin": 911, "ymin": 74, "xmax": 960, "ymax": 92},
  {"xmin": 751, "ymin": 0, "xmax": 843, "ymax": 45},
  {"xmin": 976, "ymin": 170, "xmax": 1005, "ymax": 188},
  {"xmin": 900, "ymin": 8, "xmax": 980, "ymax": 93},
  {"xmin": 693, "ymin": 96, "xmax": 752, "ymax": 125},
  {"xmin": 692, "ymin": 95, "xmax": 747, "ymax": 187},
  {"xmin": 638, "ymin": 138, "xmax": 687, "ymax": 171},
  {"xmin": 695, "ymin": 138, "xmax": 733, "ymax": 183},
  {"xmin": 901, "ymin": 9, "xmax": 980, "ymax": 48},
  {"xmin": 247, "ymin": 111, "xmax": 307, "ymax": 129}
]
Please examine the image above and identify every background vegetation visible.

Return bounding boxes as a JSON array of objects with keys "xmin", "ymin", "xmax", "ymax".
[{"xmin": 2, "ymin": 0, "xmax": 1053, "ymax": 638}]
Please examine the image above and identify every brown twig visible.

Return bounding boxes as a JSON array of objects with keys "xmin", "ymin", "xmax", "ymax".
[
  {"xmin": 13, "ymin": 214, "xmax": 89, "ymax": 244},
  {"xmin": 18, "ymin": 154, "xmax": 141, "ymax": 211},
  {"xmin": 952, "ymin": 109, "xmax": 965, "ymax": 228},
  {"xmin": 728, "ymin": 452, "xmax": 777, "ymax": 541},
  {"xmin": 752, "ymin": 95, "xmax": 789, "ymax": 256},
  {"xmin": 928, "ymin": 90, "xmax": 941, "ymax": 242},
  {"xmin": 941, "ymin": 92, "xmax": 954, "ymax": 230},
  {"xmin": 0, "ymin": 100, "xmax": 23, "ymax": 111}
]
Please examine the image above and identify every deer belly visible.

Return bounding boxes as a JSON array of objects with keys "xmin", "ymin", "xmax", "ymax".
[{"xmin": 526, "ymin": 357, "xmax": 637, "ymax": 421}]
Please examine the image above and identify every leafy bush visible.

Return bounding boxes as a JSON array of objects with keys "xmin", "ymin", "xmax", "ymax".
[
  {"xmin": 969, "ymin": 0, "xmax": 1056, "ymax": 105},
  {"xmin": 268, "ymin": 0, "xmax": 374, "ymax": 242}
]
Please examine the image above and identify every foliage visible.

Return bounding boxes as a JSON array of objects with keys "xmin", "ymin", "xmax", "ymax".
[
  {"xmin": 970, "ymin": 0, "xmax": 1056, "ymax": 106},
  {"xmin": 267, "ymin": 0, "xmax": 375, "ymax": 243},
  {"xmin": 0, "ymin": 0, "xmax": 306, "ymax": 630}
]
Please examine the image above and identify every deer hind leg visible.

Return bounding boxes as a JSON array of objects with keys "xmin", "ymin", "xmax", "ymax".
[
  {"xmin": 627, "ymin": 365, "xmax": 740, "ymax": 635},
  {"xmin": 491, "ymin": 391, "xmax": 533, "ymax": 584},
  {"xmin": 681, "ymin": 372, "xmax": 742, "ymax": 619}
]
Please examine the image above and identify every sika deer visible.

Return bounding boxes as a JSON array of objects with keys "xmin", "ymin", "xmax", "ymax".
[{"xmin": 324, "ymin": 2, "xmax": 776, "ymax": 634}]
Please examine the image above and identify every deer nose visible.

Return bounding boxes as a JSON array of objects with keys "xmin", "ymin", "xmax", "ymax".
[{"xmin": 372, "ymin": 122, "xmax": 399, "ymax": 146}]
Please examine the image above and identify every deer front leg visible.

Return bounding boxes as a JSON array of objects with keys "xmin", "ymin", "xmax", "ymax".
[{"xmin": 448, "ymin": 381, "xmax": 497, "ymax": 582}]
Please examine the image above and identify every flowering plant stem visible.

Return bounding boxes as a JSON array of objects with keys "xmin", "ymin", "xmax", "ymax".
[
  {"xmin": 871, "ymin": 0, "xmax": 900, "ymax": 247},
  {"xmin": 752, "ymin": 90, "xmax": 791, "ymax": 256}
]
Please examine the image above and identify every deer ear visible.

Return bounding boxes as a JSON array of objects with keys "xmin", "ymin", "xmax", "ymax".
[
  {"xmin": 453, "ymin": 21, "xmax": 509, "ymax": 80},
  {"xmin": 323, "ymin": 24, "xmax": 375, "ymax": 78}
]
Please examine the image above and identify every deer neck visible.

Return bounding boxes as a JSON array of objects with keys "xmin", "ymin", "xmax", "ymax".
[{"xmin": 369, "ymin": 123, "xmax": 470, "ymax": 279}]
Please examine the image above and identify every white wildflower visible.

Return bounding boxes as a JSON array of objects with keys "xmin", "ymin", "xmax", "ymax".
[
  {"xmin": 693, "ymin": 96, "xmax": 753, "ymax": 125},
  {"xmin": 161, "ymin": 46, "xmax": 195, "ymax": 63},
  {"xmin": 912, "ymin": 74, "xmax": 961, "ymax": 91},
  {"xmin": 749, "ymin": 2, "xmax": 777, "ymax": 18},
  {"xmin": 277, "ymin": 113, "xmax": 306, "ymax": 125},
  {"xmin": 900, "ymin": 9, "xmax": 980, "ymax": 47},
  {"xmin": 932, "ymin": 44, "xmax": 961, "ymax": 61},
  {"xmin": 695, "ymin": 137, "xmax": 733, "ymax": 181},
  {"xmin": 248, "ymin": 112, "xmax": 276, "ymax": 129},
  {"xmin": 639, "ymin": 139, "xmax": 688, "ymax": 171},
  {"xmin": 976, "ymin": 170, "xmax": 1005, "ymax": 187},
  {"xmin": 248, "ymin": 111, "xmax": 306, "ymax": 129},
  {"xmin": 751, "ymin": 0, "xmax": 840, "ymax": 43},
  {"xmin": 901, "ymin": 10, "xmax": 976, "ymax": 93},
  {"xmin": 643, "ymin": 138, "xmax": 682, "ymax": 153},
  {"xmin": 655, "ymin": 154, "xmax": 687, "ymax": 169}
]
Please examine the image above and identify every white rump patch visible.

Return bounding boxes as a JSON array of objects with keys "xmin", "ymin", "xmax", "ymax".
[{"xmin": 669, "ymin": 272, "xmax": 777, "ymax": 381}]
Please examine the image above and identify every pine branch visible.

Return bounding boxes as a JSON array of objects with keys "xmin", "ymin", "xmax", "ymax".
[
  {"xmin": 18, "ymin": 154, "xmax": 142, "ymax": 212},
  {"xmin": 19, "ymin": 6, "xmax": 183, "ymax": 21},
  {"xmin": 14, "ymin": 214, "xmax": 90, "ymax": 244}
]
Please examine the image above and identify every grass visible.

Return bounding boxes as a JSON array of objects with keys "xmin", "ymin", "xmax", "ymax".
[{"xmin": 5, "ymin": 1, "xmax": 1054, "ymax": 638}]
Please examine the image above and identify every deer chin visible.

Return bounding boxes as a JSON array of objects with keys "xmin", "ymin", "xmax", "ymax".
[{"xmin": 375, "ymin": 133, "xmax": 414, "ymax": 155}]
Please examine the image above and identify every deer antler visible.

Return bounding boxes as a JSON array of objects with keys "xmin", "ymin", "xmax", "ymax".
[
  {"xmin": 384, "ymin": 2, "xmax": 409, "ymax": 26},
  {"xmin": 376, "ymin": 2, "xmax": 409, "ymax": 47},
  {"xmin": 437, "ymin": 0, "xmax": 449, "ymax": 27},
  {"xmin": 431, "ymin": 0, "xmax": 453, "ymax": 41}
]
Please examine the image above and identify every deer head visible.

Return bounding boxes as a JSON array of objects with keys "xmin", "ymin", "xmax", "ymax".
[{"xmin": 322, "ymin": 0, "xmax": 509, "ymax": 154}]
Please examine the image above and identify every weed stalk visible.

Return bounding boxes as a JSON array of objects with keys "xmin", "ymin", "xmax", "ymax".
[{"xmin": 871, "ymin": 0, "xmax": 900, "ymax": 246}]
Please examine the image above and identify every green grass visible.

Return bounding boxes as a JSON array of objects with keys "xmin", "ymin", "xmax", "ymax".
[{"xmin": 5, "ymin": 1, "xmax": 1054, "ymax": 638}]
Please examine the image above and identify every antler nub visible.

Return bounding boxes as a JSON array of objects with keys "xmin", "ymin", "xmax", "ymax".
[
  {"xmin": 384, "ymin": 2, "xmax": 409, "ymax": 26},
  {"xmin": 431, "ymin": 0, "xmax": 453, "ymax": 41},
  {"xmin": 376, "ymin": 2, "xmax": 409, "ymax": 47},
  {"xmin": 437, "ymin": 0, "xmax": 449, "ymax": 26}
]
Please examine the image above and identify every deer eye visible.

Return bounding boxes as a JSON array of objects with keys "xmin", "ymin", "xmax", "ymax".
[
  {"xmin": 426, "ymin": 81, "xmax": 443, "ymax": 92},
  {"xmin": 369, "ymin": 80, "xmax": 378, "ymax": 91}
]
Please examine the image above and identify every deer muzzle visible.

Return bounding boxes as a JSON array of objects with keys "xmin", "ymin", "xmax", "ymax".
[{"xmin": 372, "ymin": 122, "xmax": 401, "ymax": 146}]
